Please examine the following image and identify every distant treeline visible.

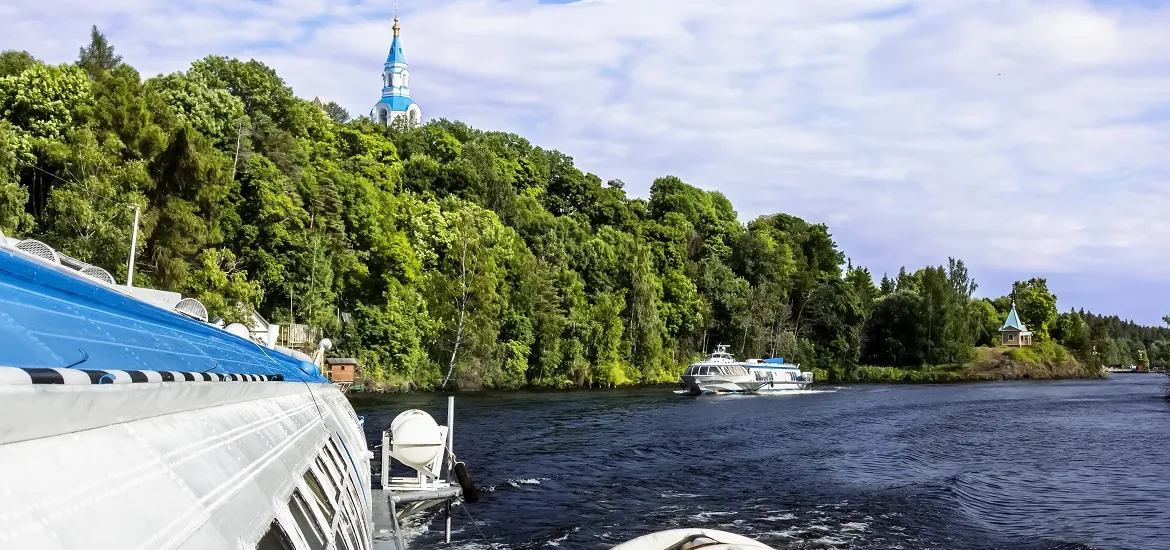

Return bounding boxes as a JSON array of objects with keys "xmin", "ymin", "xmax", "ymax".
[{"xmin": 1, "ymin": 28, "xmax": 1164, "ymax": 390}]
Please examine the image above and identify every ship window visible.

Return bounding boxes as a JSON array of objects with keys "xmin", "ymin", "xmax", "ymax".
[
  {"xmin": 327, "ymin": 435, "xmax": 370, "ymax": 538},
  {"xmin": 256, "ymin": 520, "xmax": 295, "ymax": 550},
  {"xmin": 304, "ymin": 469, "xmax": 336, "ymax": 523},
  {"xmin": 343, "ymin": 483, "xmax": 367, "ymax": 537},
  {"xmin": 326, "ymin": 439, "xmax": 347, "ymax": 475},
  {"xmin": 288, "ymin": 489, "xmax": 327, "ymax": 550},
  {"xmin": 316, "ymin": 456, "xmax": 341, "ymax": 499},
  {"xmin": 336, "ymin": 515, "xmax": 362, "ymax": 550}
]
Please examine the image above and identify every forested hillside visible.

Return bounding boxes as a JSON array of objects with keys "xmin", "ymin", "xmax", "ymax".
[{"xmin": 1, "ymin": 29, "xmax": 1164, "ymax": 389}]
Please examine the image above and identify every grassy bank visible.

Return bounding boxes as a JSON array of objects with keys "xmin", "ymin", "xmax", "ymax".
[{"xmin": 833, "ymin": 342, "xmax": 1105, "ymax": 384}]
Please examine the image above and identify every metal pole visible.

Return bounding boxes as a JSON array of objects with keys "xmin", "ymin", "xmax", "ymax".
[
  {"xmin": 389, "ymin": 498, "xmax": 405, "ymax": 550},
  {"xmin": 446, "ymin": 395, "xmax": 455, "ymax": 542},
  {"xmin": 446, "ymin": 396, "xmax": 455, "ymax": 477},
  {"xmin": 444, "ymin": 500, "xmax": 452, "ymax": 543},
  {"xmin": 126, "ymin": 205, "xmax": 140, "ymax": 287}
]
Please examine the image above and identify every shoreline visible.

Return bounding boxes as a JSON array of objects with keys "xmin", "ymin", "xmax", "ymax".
[
  {"xmin": 345, "ymin": 346, "xmax": 1145, "ymax": 394},
  {"xmin": 345, "ymin": 370, "xmax": 1118, "ymax": 395}
]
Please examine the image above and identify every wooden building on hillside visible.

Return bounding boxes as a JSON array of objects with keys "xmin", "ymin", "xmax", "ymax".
[
  {"xmin": 325, "ymin": 357, "xmax": 358, "ymax": 385},
  {"xmin": 1000, "ymin": 302, "xmax": 1033, "ymax": 347}
]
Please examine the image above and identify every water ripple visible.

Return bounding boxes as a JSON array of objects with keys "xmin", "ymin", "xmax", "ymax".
[{"xmin": 356, "ymin": 376, "xmax": 1170, "ymax": 550}]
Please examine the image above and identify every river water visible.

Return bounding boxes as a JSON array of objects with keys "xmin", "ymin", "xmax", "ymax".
[{"xmin": 353, "ymin": 375, "xmax": 1170, "ymax": 550}]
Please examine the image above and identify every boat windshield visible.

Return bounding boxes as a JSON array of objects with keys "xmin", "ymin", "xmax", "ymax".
[{"xmin": 687, "ymin": 364, "xmax": 749, "ymax": 376}]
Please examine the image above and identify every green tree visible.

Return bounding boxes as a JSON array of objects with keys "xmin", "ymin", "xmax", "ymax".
[
  {"xmin": 77, "ymin": 26, "xmax": 122, "ymax": 77},
  {"xmin": 1011, "ymin": 278, "xmax": 1058, "ymax": 341},
  {"xmin": 0, "ymin": 121, "xmax": 32, "ymax": 235},
  {"xmin": 972, "ymin": 298, "xmax": 1001, "ymax": 347},
  {"xmin": 0, "ymin": 50, "xmax": 36, "ymax": 78},
  {"xmin": 322, "ymin": 101, "xmax": 349, "ymax": 124}
]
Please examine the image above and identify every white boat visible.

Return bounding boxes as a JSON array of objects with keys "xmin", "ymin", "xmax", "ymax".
[
  {"xmin": 678, "ymin": 344, "xmax": 765, "ymax": 395},
  {"xmin": 678, "ymin": 345, "xmax": 814, "ymax": 395},
  {"xmin": 0, "ymin": 234, "xmax": 475, "ymax": 550},
  {"xmin": 612, "ymin": 529, "xmax": 775, "ymax": 550},
  {"xmin": 741, "ymin": 358, "xmax": 815, "ymax": 392}
]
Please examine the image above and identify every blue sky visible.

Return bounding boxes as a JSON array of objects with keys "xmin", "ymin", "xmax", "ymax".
[{"xmin": 3, "ymin": 0, "xmax": 1170, "ymax": 324}]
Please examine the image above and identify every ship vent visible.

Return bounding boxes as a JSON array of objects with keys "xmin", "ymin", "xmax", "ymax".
[
  {"xmin": 14, "ymin": 239, "xmax": 61, "ymax": 265},
  {"xmin": 80, "ymin": 265, "xmax": 116, "ymax": 285},
  {"xmin": 174, "ymin": 298, "xmax": 209, "ymax": 323}
]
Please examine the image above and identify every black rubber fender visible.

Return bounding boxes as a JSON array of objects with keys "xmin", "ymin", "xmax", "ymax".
[{"xmin": 454, "ymin": 461, "xmax": 479, "ymax": 503}]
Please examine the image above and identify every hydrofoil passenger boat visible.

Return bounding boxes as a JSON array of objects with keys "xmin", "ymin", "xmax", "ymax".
[{"xmin": 678, "ymin": 345, "xmax": 814, "ymax": 396}]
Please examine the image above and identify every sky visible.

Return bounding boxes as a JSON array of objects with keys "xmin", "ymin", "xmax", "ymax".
[{"xmin": 3, "ymin": 0, "xmax": 1170, "ymax": 325}]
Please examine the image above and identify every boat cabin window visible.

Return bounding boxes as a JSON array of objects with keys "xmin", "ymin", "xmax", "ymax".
[
  {"xmin": 315, "ymin": 456, "xmax": 342, "ymax": 500},
  {"xmin": 328, "ymin": 436, "xmax": 369, "ymax": 538},
  {"xmin": 256, "ymin": 520, "xmax": 296, "ymax": 550},
  {"xmin": 336, "ymin": 513, "xmax": 362, "ymax": 550},
  {"xmin": 288, "ymin": 489, "xmax": 327, "ymax": 550},
  {"xmin": 303, "ymin": 469, "xmax": 336, "ymax": 524},
  {"xmin": 324, "ymin": 440, "xmax": 347, "ymax": 478}
]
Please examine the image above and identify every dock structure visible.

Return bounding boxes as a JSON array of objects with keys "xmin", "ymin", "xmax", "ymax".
[{"xmin": 373, "ymin": 396, "xmax": 478, "ymax": 549}]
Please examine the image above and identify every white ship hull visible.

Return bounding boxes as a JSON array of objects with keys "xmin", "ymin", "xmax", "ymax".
[
  {"xmin": 0, "ymin": 371, "xmax": 374, "ymax": 550},
  {"xmin": 680, "ymin": 375, "xmax": 765, "ymax": 395}
]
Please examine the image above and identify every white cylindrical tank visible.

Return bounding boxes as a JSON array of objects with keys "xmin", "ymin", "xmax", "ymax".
[
  {"xmin": 611, "ymin": 529, "xmax": 775, "ymax": 550},
  {"xmin": 224, "ymin": 323, "xmax": 250, "ymax": 339},
  {"xmin": 388, "ymin": 410, "xmax": 445, "ymax": 470}
]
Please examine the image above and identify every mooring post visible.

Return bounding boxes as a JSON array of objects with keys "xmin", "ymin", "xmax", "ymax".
[{"xmin": 445, "ymin": 395, "xmax": 454, "ymax": 542}]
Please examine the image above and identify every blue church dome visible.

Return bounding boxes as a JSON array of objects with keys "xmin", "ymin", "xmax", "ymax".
[{"xmin": 386, "ymin": 34, "xmax": 406, "ymax": 65}]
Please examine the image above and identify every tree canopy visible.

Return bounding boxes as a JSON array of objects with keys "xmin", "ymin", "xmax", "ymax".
[{"xmin": 1, "ymin": 29, "xmax": 1161, "ymax": 388}]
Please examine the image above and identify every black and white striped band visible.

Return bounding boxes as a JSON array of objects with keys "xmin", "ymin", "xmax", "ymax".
[{"xmin": 0, "ymin": 366, "xmax": 285, "ymax": 385}]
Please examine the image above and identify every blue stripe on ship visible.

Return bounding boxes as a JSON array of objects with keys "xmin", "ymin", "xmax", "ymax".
[{"xmin": 0, "ymin": 248, "xmax": 328, "ymax": 383}]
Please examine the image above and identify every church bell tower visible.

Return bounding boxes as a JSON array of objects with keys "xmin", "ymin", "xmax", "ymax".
[{"xmin": 371, "ymin": 15, "xmax": 422, "ymax": 127}]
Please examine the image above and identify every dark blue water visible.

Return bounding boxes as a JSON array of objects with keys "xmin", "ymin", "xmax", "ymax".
[{"xmin": 353, "ymin": 375, "xmax": 1170, "ymax": 550}]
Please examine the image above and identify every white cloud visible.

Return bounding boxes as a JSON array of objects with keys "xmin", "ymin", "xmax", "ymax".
[{"xmin": 3, "ymin": 0, "xmax": 1170, "ymax": 321}]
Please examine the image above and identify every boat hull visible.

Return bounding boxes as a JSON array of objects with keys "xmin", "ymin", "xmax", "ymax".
[
  {"xmin": 0, "ymin": 375, "xmax": 374, "ymax": 550},
  {"xmin": 679, "ymin": 375, "xmax": 765, "ymax": 395}
]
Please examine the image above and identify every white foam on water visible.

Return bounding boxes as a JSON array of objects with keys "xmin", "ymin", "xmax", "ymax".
[
  {"xmin": 760, "ymin": 512, "xmax": 798, "ymax": 521},
  {"xmin": 659, "ymin": 490, "xmax": 703, "ymax": 499},
  {"xmin": 543, "ymin": 526, "xmax": 579, "ymax": 547},
  {"xmin": 686, "ymin": 510, "xmax": 738, "ymax": 521},
  {"xmin": 755, "ymin": 388, "xmax": 839, "ymax": 396}
]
